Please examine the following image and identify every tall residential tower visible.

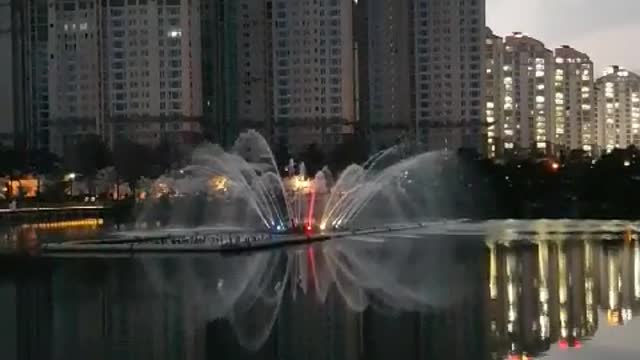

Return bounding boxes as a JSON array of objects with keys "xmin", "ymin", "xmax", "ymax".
[
  {"xmin": 553, "ymin": 46, "xmax": 595, "ymax": 154},
  {"xmin": 103, "ymin": 0, "xmax": 203, "ymax": 148},
  {"xmin": 502, "ymin": 33, "xmax": 555, "ymax": 156},
  {"xmin": 365, "ymin": 0, "xmax": 414, "ymax": 150},
  {"xmin": 596, "ymin": 66, "xmax": 640, "ymax": 152},
  {"xmin": 272, "ymin": 0, "xmax": 355, "ymax": 153},
  {"xmin": 414, "ymin": 0, "xmax": 485, "ymax": 152},
  {"xmin": 484, "ymin": 28, "xmax": 504, "ymax": 158}
]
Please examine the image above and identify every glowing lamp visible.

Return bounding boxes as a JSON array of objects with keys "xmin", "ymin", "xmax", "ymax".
[{"xmin": 574, "ymin": 340, "xmax": 582, "ymax": 349}]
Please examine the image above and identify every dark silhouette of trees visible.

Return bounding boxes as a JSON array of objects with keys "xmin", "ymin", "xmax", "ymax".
[
  {"xmin": 329, "ymin": 135, "xmax": 369, "ymax": 172},
  {"xmin": 0, "ymin": 147, "xmax": 61, "ymax": 175},
  {"xmin": 64, "ymin": 135, "xmax": 112, "ymax": 193},
  {"xmin": 300, "ymin": 143, "xmax": 325, "ymax": 175},
  {"xmin": 64, "ymin": 135, "xmax": 111, "ymax": 173},
  {"xmin": 113, "ymin": 140, "xmax": 155, "ymax": 192},
  {"xmin": 275, "ymin": 142, "xmax": 292, "ymax": 173},
  {"xmin": 153, "ymin": 138, "xmax": 192, "ymax": 174}
]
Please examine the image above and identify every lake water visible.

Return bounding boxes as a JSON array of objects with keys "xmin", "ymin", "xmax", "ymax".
[{"xmin": 1, "ymin": 220, "xmax": 640, "ymax": 360}]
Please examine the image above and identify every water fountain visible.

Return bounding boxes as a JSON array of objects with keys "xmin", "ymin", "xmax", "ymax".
[
  {"xmin": 41, "ymin": 130, "xmax": 473, "ymax": 253},
  {"xmin": 135, "ymin": 130, "xmax": 458, "ymax": 236}
]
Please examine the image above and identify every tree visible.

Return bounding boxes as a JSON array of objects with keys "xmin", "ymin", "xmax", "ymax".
[
  {"xmin": 300, "ymin": 143, "xmax": 325, "ymax": 175},
  {"xmin": 27, "ymin": 149, "xmax": 62, "ymax": 174},
  {"xmin": 152, "ymin": 138, "xmax": 191, "ymax": 175},
  {"xmin": 329, "ymin": 135, "xmax": 369, "ymax": 171},
  {"xmin": 64, "ymin": 135, "xmax": 112, "ymax": 194},
  {"xmin": 113, "ymin": 140, "xmax": 154, "ymax": 193},
  {"xmin": 274, "ymin": 141, "xmax": 292, "ymax": 172}
]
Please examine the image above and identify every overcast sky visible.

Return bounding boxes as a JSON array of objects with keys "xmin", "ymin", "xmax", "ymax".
[{"xmin": 488, "ymin": 0, "xmax": 640, "ymax": 74}]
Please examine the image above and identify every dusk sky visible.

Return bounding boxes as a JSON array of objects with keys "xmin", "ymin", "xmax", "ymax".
[{"xmin": 488, "ymin": 0, "xmax": 640, "ymax": 73}]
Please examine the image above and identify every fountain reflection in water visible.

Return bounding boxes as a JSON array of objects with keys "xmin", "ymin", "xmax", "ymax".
[
  {"xmin": 142, "ymin": 235, "xmax": 473, "ymax": 351},
  {"xmin": 136, "ymin": 130, "xmax": 458, "ymax": 234}
]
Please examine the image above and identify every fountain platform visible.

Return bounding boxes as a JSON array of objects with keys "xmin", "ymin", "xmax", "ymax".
[{"xmin": 38, "ymin": 223, "xmax": 428, "ymax": 257}]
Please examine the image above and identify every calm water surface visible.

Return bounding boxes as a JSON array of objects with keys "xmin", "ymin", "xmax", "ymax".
[{"xmin": 1, "ymin": 220, "xmax": 640, "ymax": 360}]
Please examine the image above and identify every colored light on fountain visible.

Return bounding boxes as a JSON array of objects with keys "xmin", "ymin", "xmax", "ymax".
[{"xmin": 559, "ymin": 339, "xmax": 569, "ymax": 350}]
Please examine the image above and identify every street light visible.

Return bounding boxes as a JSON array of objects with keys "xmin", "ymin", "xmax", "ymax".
[{"xmin": 67, "ymin": 173, "xmax": 77, "ymax": 197}]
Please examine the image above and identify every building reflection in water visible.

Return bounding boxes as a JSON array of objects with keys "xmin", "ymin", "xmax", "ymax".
[{"xmin": 3, "ymin": 227, "xmax": 640, "ymax": 359}]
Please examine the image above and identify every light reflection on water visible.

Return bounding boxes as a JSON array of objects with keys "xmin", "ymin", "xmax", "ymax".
[{"xmin": 1, "ymin": 221, "xmax": 640, "ymax": 359}]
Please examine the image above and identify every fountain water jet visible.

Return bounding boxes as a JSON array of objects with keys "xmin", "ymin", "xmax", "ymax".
[{"xmin": 137, "ymin": 130, "xmax": 457, "ymax": 238}]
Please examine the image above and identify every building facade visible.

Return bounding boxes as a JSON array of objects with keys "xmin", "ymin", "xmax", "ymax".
[
  {"xmin": 0, "ymin": 0, "xmax": 30, "ymax": 149},
  {"xmin": 46, "ymin": 0, "xmax": 103, "ymax": 155},
  {"xmin": 502, "ymin": 33, "xmax": 555, "ymax": 156},
  {"xmin": 21, "ymin": 0, "xmax": 61, "ymax": 153},
  {"xmin": 19, "ymin": 0, "xmax": 204, "ymax": 157},
  {"xmin": 365, "ymin": 0, "xmax": 414, "ymax": 150},
  {"xmin": 103, "ymin": 0, "xmax": 203, "ymax": 149},
  {"xmin": 272, "ymin": 0, "xmax": 355, "ymax": 154},
  {"xmin": 553, "ymin": 46, "xmax": 595, "ymax": 154},
  {"xmin": 484, "ymin": 28, "xmax": 504, "ymax": 158},
  {"xmin": 414, "ymin": 0, "xmax": 485, "ymax": 152},
  {"xmin": 596, "ymin": 66, "xmax": 640, "ymax": 152}
]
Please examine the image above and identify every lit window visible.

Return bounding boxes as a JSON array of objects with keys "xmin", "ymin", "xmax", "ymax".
[{"xmin": 168, "ymin": 29, "xmax": 182, "ymax": 38}]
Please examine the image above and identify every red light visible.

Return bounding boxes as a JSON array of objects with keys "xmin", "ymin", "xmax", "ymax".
[
  {"xmin": 559, "ymin": 339, "xmax": 569, "ymax": 350},
  {"xmin": 574, "ymin": 340, "xmax": 582, "ymax": 349},
  {"xmin": 307, "ymin": 225, "xmax": 312, "ymax": 231}
]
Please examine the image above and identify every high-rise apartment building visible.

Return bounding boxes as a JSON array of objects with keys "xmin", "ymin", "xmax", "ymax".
[
  {"xmin": 103, "ymin": 0, "xmax": 202, "ymax": 148},
  {"xmin": 232, "ymin": 0, "xmax": 274, "ymax": 140},
  {"xmin": 484, "ymin": 28, "xmax": 504, "ymax": 158},
  {"xmin": 414, "ymin": 0, "xmax": 485, "ymax": 152},
  {"xmin": 46, "ymin": 0, "xmax": 103, "ymax": 155},
  {"xmin": 553, "ymin": 46, "xmax": 595, "ymax": 154},
  {"xmin": 20, "ymin": 0, "xmax": 203, "ymax": 156},
  {"xmin": 272, "ymin": 0, "xmax": 355, "ymax": 153},
  {"xmin": 596, "ymin": 66, "xmax": 640, "ymax": 152},
  {"xmin": 0, "ymin": 0, "xmax": 32, "ymax": 149},
  {"xmin": 365, "ymin": 0, "xmax": 414, "ymax": 150},
  {"xmin": 201, "ymin": 0, "xmax": 271, "ymax": 148},
  {"xmin": 502, "ymin": 33, "xmax": 555, "ymax": 156}
]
